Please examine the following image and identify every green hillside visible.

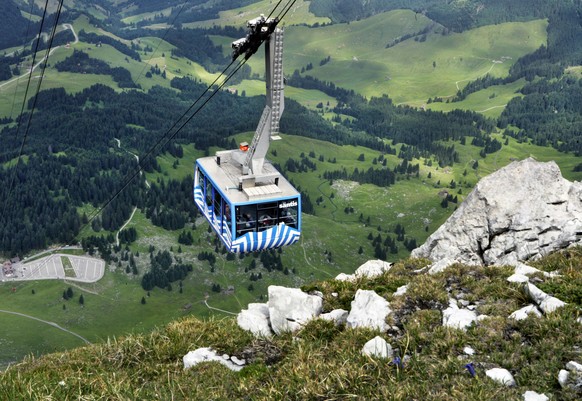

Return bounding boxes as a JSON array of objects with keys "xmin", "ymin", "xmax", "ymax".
[
  {"xmin": 2, "ymin": 248, "xmax": 581, "ymax": 400},
  {"xmin": 283, "ymin": 15, "xmax": 547, "ymax": 104},
  {"xmin": 1, "ymin": 0, "xmax": 582, "ymax": 372}
]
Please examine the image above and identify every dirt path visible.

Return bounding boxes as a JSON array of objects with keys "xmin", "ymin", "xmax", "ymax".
[
  {"xmin": 113, "ymin": 137, "xmax": 150, "ymax": 246},
  {"xmin": 116, "ymin": 206, "xmax": 137, "ymax": 247},
  {"xmin": 203, "ymin": 300, "xmax": 237, "ymax": 316},
  {"xmin": 0, "ymin": 23, "xmax": 78, "ymax": 90},
  {"xmin": 0, "ymin": 309, "xmax": 91, "ymax": 344}
]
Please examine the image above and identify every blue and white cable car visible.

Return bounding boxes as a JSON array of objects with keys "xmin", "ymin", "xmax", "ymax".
[{"xmin": 194, "ymin": 15, "xmax": 301, "ymax": 253}]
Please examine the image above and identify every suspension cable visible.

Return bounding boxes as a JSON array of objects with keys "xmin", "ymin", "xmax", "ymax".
[
  {"xmin": 8, "ymin": 0, "xmax": 37, "ymax": 120},
  {"xmin": 17, "ymin": 0, "xmax": 298, "ymax": 275},
  {"xmin": 2, "ymin": 0, "xmax": 63, "ymax": 221},
  {"xmin": 83, "ymin": 0, "xmax": 299, "ymax": 227}
]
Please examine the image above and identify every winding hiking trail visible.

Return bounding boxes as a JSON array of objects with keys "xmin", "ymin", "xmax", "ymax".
[
  {"xmin": 0, "ymin": 23, "xmax": 78, "ymax": 91},
  {"xmin": 0, "ymin": 309, "xmax": 91, "ymax": 344},
  {"xmin": 203, "ymin": 300, "xmax": 237, "ymax": 316},
  {"xmin": 113, "ymin": 138, "xmax": 150, "ymax": 247}
]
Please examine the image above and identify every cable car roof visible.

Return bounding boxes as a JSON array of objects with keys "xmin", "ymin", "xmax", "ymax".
[{"xmin": 197, "ymin": 155, "xmax": 299, "ymax": 204}]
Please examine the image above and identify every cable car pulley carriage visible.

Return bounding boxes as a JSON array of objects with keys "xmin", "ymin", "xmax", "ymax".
[{"xmin": 193, "ymin": 14, "xmax": 301, "ymax": 253}]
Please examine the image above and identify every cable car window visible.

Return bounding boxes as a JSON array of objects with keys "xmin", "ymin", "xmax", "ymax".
[
  {"xmin": 236, "ymin": 206, "xmax": 256, "ymax": 237},
  {"xmin": 213, "ymin": 190, "xmax": 222, "ymax": 218},
  {"xmin": 257, "ymin": 202, "xmax": 277, "ymax": 232},
  {"xmin": 198, "ymin": 169, "xmax": 205, "ymax": 190},
  {"xmin": 278, "ymin": 199, "xmax": 298, "ymax": 228},
  {"xmin": 205, "ymin": 179, "xmax": 212, "ymax": 207}
]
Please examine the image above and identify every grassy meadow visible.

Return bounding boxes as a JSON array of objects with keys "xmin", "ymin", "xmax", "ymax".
[
  {"xmin": 184, "ymin": 0, "xmax": 331, "ymax": 29},
  {"xmin": 0, "ymin": 10, "xmax": 549, "ymax": 120}
]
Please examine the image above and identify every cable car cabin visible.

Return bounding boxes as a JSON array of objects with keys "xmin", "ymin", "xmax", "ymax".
[
  {"xmin": 194, "ymin": 156, "xmax": 301, "ymax": 253},
  {"xmin": 194, "ymin": 17, "xmax": 299, "ymax": 252}
]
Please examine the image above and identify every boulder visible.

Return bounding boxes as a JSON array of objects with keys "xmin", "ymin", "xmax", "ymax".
[
  {"xmin": 361, "ymin": 336, "xmax": 393, "ymax": 359},
  {"xmin": 354, "ymin": 260, "xmax": 392, "ymax": 278},
  {"xmin": 268, "ymin": 286, "xmax": 323, "ymax": 335},
  {"xmin": 237, "ymin": 303, "xmax": 272, "ymax": 337},
  {"xmin": 412, "ymin": 159, "xmax": 582, "ymax": 266},
  {"xmin": 346, "ymin": 289, "xmax": 391, "ymax": 331}
]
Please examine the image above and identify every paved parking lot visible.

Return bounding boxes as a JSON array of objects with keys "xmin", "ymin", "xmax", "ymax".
[{"xmin": 4, "ymin": 254, "xmax": 105, "ymax": 283}]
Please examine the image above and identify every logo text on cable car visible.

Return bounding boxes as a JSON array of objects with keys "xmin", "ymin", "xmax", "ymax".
[{"xmin": 279, "ymin": 200, "xmax": 298, "ymax": 209}]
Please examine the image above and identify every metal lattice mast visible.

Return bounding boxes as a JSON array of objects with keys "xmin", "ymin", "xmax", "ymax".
[{"xmin": 243, "ymin": 27, "xmax": 285, "ymax": 176}]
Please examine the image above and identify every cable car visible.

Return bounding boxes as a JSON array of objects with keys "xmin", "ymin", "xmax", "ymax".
[{"xmin": 193, "ymin": 15, "xmax": 301, "ymax": 253}]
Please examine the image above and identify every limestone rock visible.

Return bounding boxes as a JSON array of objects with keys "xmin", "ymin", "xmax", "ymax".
[
  {"xmin": 443, "ymin": 307, "xmax": 477, "ymax": 330},
  {"xmin": 361, "ymin": 336, "xmax": 393, "ymax": 359},
  {"xmin": 522, "ymin": 391, "xmax": 549, "ymax": 401},
  {"xmin": 566, "ymin": 361, "xmax": 582, "ymax": 372},
  {"xmin": 524, "ymin": 283, "xmax": 566, "ymax": 314},
  {"xmin": 393, "ymin": 285, "xmax": 408, "ymax": 297},
  {"xmin": 335, "ymin": 273, "xmax": 352, "ymax": 281},
  {"xmin": 428, "ymin": 258, "xmax": 456, "ymax": 275},
  {"xmin": 412, "ymin": 158, "xmax": 582, "ymax": 266},
  {"xmin": 237, "ymin": 303, "xmax": 272, "ymax": 337},
  {"xmin": 320, "ymin": 309, "xmax": 348, "ymax": 326},
  {"xmin": 354, "ymin": 260, "xmax": 392, "ymax": 278},
  {"xmin": 558, "ymin": 369, "xmax": 570, "ymax": 388},
  {"xmin": 443, "ymin": 300, "xmax": 478, "ymax": 330},
  {"xmin": 486, "ymin": 368, "xmax": 516, "ymax": 387},
  {"xmin": 335, "ymin": 260, "xmax": 392, "ymax": 281},
  {"xmin": 507, "ymin": 273, "xmax": 529, "ymax": 283},
  {"xmin": 268, "ymin": 286, "xmax": 323, "ymax": 335},
  {"xmin": 346, "ymin": 289, "xmax": 391, "ymax": 331},
  {"xmin": 509, "ymin": 304, "xmax": 542, "ymax": 321},
  {"xmin": 558, "ymin": 361, "xmax": 582, "ymax": 391},
  {"xmin": 183, "ymin": 348, "xmax": 244, "ymax": 372}
]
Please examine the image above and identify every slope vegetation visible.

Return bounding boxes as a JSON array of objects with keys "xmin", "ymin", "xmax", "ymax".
[{"xmin": 1, "ymin": 249, "xmax": 581, "ymax": 400}]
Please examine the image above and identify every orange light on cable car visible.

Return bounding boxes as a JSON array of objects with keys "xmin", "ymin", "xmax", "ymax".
[{"xmin": 239, "ymin": 142, "xmax": 249, "ymax": 152}]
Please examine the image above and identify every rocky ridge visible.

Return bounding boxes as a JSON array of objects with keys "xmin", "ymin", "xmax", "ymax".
[
  {"xmin": 184, "ymin": 159, "xmax": 582, "ymax": 398},
  {"xmin": 412, "ymin": 158, "xmax": 582, "ymax": 266}
]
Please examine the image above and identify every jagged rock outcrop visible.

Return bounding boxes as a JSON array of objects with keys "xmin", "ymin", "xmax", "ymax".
[{"xmin": 412, "ymin": 158, "xmax": 582, "ymax": 266}]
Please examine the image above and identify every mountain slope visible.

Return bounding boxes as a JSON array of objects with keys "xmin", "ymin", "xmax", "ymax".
[{"xmin": 1, "ymin": 249, "xmax": 580, "ymax": 400}]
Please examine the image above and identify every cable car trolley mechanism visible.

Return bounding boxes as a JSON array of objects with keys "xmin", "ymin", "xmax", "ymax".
[{"xmin": 194, "ymin": 14, "xmax": 301, "ymax": 253}]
